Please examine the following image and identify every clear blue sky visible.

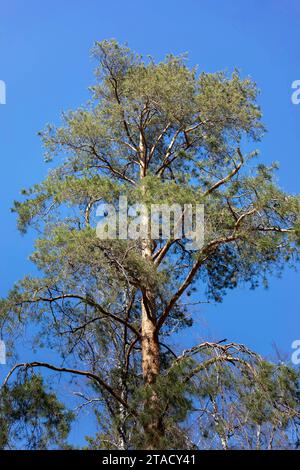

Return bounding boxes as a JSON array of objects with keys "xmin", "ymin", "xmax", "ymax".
[{"xmin": 0, "ymin": 0, "xmax": 299, "ymax": 445}]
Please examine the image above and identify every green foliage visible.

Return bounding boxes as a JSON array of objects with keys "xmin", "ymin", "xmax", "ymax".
[
  {"xmin": 0, "ymin": 374, "xmax": 74, "ymax": 449},
  {"xmin": 1, "ymin": 39, "xmax": 300, "ymax": 449}
]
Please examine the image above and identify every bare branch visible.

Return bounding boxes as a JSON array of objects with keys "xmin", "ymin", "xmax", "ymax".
[
  {"xmin": 155, "ymin": 127, "xmax": 182, "ymax": 176},
  {"xmin": 156, "ymin": 235, "xmax": 238, "ymax": 332},
  {"xmin": 152, "ymin": 239, "xmax": 176, "ymax": 265},
  {"xmin": 3, "ymin": 361, "xmax": 131, "ymax": 412},
  {"xmin": 85, "ymin": 197, "xmax": 102, "ymax": 226},
  {"xmin": 203, "ymin": 148, "xmax": 244, "ymax": 197},
  {"xmin": 19, "ymin": 293, "xmax": 140, "ymax": 338},
  {"xmin": 148, "ymin": 123, "xmax": 171, "ymax": 163}
]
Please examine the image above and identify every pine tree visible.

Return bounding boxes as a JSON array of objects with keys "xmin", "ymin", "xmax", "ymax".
[{"xmin": 1, "ymin": 40, "xmax": 300, "ymax": 449}]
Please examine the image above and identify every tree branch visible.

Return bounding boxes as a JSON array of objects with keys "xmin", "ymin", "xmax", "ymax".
[
  {"xmin": 19, "ymin": 293, "xmax": 141, "ymax": 338},
  {"xmin": 156, "ymin": 235, "xmax": 238, "ymax": 332},
  {"xmin": 203, "ymin": 148, "xmax": 244, "ymax": 196},
  {"xmin": 3, "ymin": 361, "xmax": 131, "ymax": 412}
]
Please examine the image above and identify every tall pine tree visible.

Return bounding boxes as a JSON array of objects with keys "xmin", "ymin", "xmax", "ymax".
[{"xmin": 1, "ymin": 40, "xmax": 300, "ymax": 449}]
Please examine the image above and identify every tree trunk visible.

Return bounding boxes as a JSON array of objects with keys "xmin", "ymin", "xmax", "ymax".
[
  {"xmin": 140, "ymin": 241, "xmax": 163, "ymax": 449},
  {"xmin": 139, "ymin": 131, "xmax": 163, "ymax": 449},
  {"xmin": 141, "ymin": 302, "xmax": 160, "ymax": 386}
]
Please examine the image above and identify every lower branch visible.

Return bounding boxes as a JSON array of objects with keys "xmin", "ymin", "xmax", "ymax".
[{"xmin": 3, "ymin": 361, "xmax": 132, "ymax": 414}]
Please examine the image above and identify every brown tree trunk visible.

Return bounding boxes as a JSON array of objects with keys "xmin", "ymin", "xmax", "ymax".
[
  {"xmin": 139, "ymin": 131, "xmax": 163, "ymax": 449},
  {"xmin": 141, "ymin": 302, "xmax": 160, "ymax": 386},
  {"xmin": 140, "ymin": 241, "xmax": 163, "ymax": 449}
]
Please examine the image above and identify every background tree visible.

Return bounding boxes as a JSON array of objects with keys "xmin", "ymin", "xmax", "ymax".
[{"xmin": 1, "ymin": 40, "xmax": 300, "ymax": 449}]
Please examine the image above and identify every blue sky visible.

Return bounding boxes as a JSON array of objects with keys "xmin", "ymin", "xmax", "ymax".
[{"xmin": 0, "ymin": 0, "xmax": 299, "ymax": 445}]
